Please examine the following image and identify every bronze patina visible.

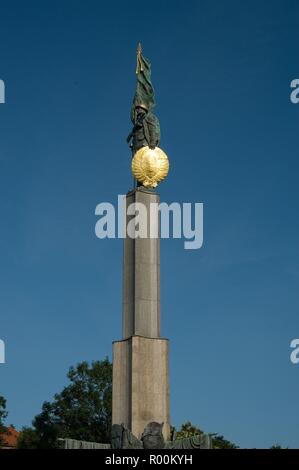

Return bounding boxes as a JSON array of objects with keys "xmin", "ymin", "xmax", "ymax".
[{"xmin": 127, "ymin": 43, "xmax": 169, "ymax": 188}]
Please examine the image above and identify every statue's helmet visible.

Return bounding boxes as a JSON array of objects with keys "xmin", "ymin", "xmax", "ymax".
[
  {"xmin": 131, "ymin": 101, "xmax": 149, "ymax": 123},
  {"xmin": 136, "ymin": 102, "xmax": 149, "ymax": 111}
]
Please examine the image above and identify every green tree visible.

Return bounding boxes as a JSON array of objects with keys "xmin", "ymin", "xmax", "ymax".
[
  {"xmin": 210, "ymin": 433, "xmax": 238, "ymax": 449},
  {"xmin": 17, "ymin": 426, "xmax": 40, "ymax": 449},
  {"xmin": 0, "ymin": 396, "xmax": 8, "ymax": 445},
  {"xmin": 270, "ymin": 444, "xmax": 288, "ymax": 449},
  {"xmin": 175, "ymin": 421, "xmax": 238, "ymax": 449},
  {"xmin": 175, "ymin": 421, "xmax": 203, "ymax": 439},
  {"xmin": 18, "ymin": 358, "xmax": 112, "ymax": 449}
]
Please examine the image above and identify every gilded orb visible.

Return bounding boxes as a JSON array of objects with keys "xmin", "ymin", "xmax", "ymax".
[{"xmin": 131, "ymin": 146, "xmax": 169, "ymax": 188}]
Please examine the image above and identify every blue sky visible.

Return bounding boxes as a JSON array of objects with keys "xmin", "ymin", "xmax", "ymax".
[{"xmin": 0, "ymin": 0, "xmax": 298, "ymax": 448}]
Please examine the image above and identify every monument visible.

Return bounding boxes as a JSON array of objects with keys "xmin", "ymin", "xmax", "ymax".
[
  {"xmin": 112, "ymin": 43, "xmax": 171, "ymax": 442},
  {"xmin": 111, "ymin": 45, "xmax": 212, "ymax": 449},
  {"xmin": 60, "ymin": 44, "xmax": 212, "ymax": 449}
]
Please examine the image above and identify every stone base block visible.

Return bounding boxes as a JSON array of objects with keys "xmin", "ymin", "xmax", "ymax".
[{"xmin": 112, "ymin": 335, "xmax": 170, "ymax": 441}]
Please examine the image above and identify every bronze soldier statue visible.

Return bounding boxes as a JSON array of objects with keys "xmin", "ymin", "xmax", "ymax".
[
  {"xmin": 127, "ymin": 103, "xmax": 160, "ymax": 153},
  {"xmin": 127, "ymin": 44, "xmax": 161, "ymax": 187}
]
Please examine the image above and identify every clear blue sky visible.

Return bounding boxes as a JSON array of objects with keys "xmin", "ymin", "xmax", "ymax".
[{"xmin": 0, "ymin": 0, "xmax": 298, "ymax": 448}]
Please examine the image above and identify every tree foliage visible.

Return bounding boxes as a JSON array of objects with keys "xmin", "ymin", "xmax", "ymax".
[
  {"xmin": 175, "ymin": 421, "xmax": 238, "ymax": 449},
  {"xmin": 19, "ymin": 360, "xmax": 288, "ymax": 450},
  {"xmin": 0, "ymin": 396, "xmax": 8, "ymax": 445},
  {"xmin": 210, "ymin": 432, "xmax": 239, "ymax": 449},
  {"xmin": 18, "ymin": 358, "xmax": 112, "ymax": 448},
  {"xmin": 0, "ymin": 396, "xmax": 7, "ymax": 426},
  {"xmin": 270, "ymin": 444, "xmax": 288, "ymax": 449},
  {"xmin": 17, "ymin": 426, "xmax": 40, "ymax": 449},
  {"xmin": 175, "ymin": 421, "xmax": 203, "ymax": 439}
]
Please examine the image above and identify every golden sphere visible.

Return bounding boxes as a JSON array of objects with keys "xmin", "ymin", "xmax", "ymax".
[{"xmin": 131, "ymin": 146, "xmax": 170, "ymax": 188}]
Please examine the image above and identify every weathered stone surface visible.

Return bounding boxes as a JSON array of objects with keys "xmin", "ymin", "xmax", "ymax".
[
  {"xmin": 122, "ymin": 188, "xmax": 160, "ymax": 339},
  {"xmin": 111, "ymin": 424, "xmax": 143, "ymax": 449},
  {"xmin": 58, "ymin": 438, "xmax": 111, "ymax": 449},
  {"xmin": 141, "ymin": 422, "xmax": 165, "ymax": 449},
  {"xmin": 109, "ymin": 423, "xmax": 213, "ymax": 449},
  {"xmin": 165, "ymin": 433, "xmax": 213, "ymax": 449},
  {"xmin": 113, "ymin": 187, "xmax": 170, "ymax": 442},
  {"xmin": 112, "ymin": 335, "xmax": 170, "ymax": 441}
]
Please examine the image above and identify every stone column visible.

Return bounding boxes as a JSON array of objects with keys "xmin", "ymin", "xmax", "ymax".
[
  {"xmin": 112, "ymin": 186, "xmax": 170, "ymax": 441},
  {"xmin": 123, "ymin": 187, "xmax": 160, "ymax": 339}
]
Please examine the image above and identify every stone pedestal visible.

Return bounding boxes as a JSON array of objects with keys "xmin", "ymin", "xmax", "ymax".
[
  {"xmin": 112, "ymin": 187, "xmax": 170, "ymax": 441},
  {"xmin": 112, "ymin": 336, "xmax": 170, "ymax": 440}
]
